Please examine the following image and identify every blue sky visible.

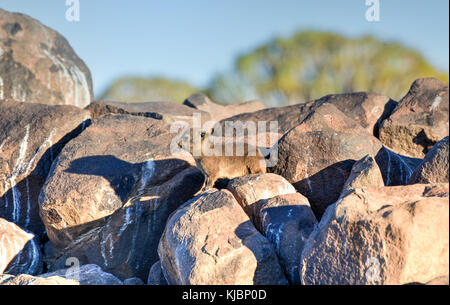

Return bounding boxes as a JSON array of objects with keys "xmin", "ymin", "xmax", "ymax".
[{"xmin": 1, "ymin": 0, "xmax": 448, "ymax": 98}]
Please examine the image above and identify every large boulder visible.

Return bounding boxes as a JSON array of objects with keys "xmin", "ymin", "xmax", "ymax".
[
  {"xmin": 40, "ymin": 264, "xmax": 123, "ymax": 285},
  {"xmin": 253, "ymin": 193, "xmax": 317, "ymax": 284},
  {"xmin": 300, "ymin": 184, "xmax": 449, "ymax": 285},
  {"xmin": 408, "ymin": 137, "xmax": 449, "ymax": 184},
  {"xmin": 270, "ymin": 103, "xmax": 382, "ymax": 218},
  {"xmin": 0, "ymin": 9, "xmax": 93, "ymax": 107},
  {"xmin": 216, "ymin": 92, "xmax": 396, "ymax": 149},
  {"xmin": 0, "ymin": 274, "xmax": 78, "ymax": 285},
  {"xmin": 0, "ymin": 99, "xmax": 90, "ymax": 236},
  {"xmin": 226, "ymin": 173, "xmax": 296, "ymax": 219},
  {"xmin": 158, "ymin": 189, "xmax": 288, "ymax": 285},
  {"xmin": 0, "ymin": 217, "xmax": 42, "ymax": 275},
  {"xmin": 46, "ymin": 166, "xmax": 205, "ymax": 281},
  {"xmin": 39, "ymin": 113, "xmax": 194, "ymax": 249},
  {"xmin": 184, "ymin": 93, "xmax": 265, "ymax": 122},
  {"xmin": 379, "ymin": 78, "xmax": 449, "ymax": 158}
]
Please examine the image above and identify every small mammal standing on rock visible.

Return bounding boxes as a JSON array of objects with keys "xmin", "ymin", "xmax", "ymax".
[{"xmin": 180, "ymin": 130, "xmax": 267, "ymax": 188}]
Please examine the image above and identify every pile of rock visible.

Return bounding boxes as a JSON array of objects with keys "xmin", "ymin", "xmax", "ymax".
[{"xmin": 1, "ymin": 9, "xmax": 448, "ymax": 285}]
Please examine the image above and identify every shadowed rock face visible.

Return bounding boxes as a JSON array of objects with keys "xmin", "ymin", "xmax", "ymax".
[
  {"xmin": 269, "ymin": 103, "xmax": 383, "ymax": 219},
  {"xmin": 0, "ymin": 99, "xmax": 90, "ymax": 237},
  {"xmin": 408, "ymin": 136, "xmax": 449, "ymax": 185},
  {"xmin": 379, "ymin": 78, "xmax": 449, "ymax": 158},
  {"xmin": 39, "ymin": 113, "xmax": 197, "ymax": 250},
  {"xmin": 300, "ymin": 184, "xmax": 449, "ymax": 285},
  {"xmin": 158, "ymin": 189, "xmax": 288, "ymax": 285},
  {"xmin": 0, "ymin": 217, "xmax": 42, "ymax": 275},
  {"xmin": 0, "ymin": 9, "xmax": 93, "ymax": 107}
]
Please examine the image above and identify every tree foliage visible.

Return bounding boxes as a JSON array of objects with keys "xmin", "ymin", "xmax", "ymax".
[
  {"xmin": 100, "ymin": 76, "xmax": 197, "ymax": 103},
  {"xmin": 208, "ymin": 31, "xmax": 449, "ymax": 106}
]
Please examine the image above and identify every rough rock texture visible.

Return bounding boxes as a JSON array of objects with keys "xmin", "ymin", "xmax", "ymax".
[
  {"xmin": 408, "ymin": 137, "xmax": 449, "ymax": 184},
  {"xmin": 0, "ymin": 99, "xmax": 90, "ymax": 236},
  {"xmin": 46, "ymin": 166, "xmax": 205, "ymax": 281},
  {"xmin": 226, "ymin": 173, "xmax": 296, "ymax": 219},
  {"xmin": 253, "ymin": 193, "xmax": 317, "ymax": 284},
  {"xmin": 86, "ymin": 100, "xmax": 212, "ymax": 128},
  {"xmin": 217, "ymin": 92, "xmax": 397, "ymax": 146},
  {"xmin": 313, "ymin": 92, "xmax": 397, "ymax": 136},
  {"xmin": 184, "ymin": 93, "xmax": 265, "ymax": 122},
  {"xmin": 0, "ymin": 274, "xmax": 78, "ymax": 285},
  {"xmin": 158, "ymin": 189, "xmax": 288, "ymax": 285},
  {"xmin": 379, "ymin": 78, "xmax": 449, "ymax": 158},
  {"xmin": 375, "ymin": 146, "xmax": 422, "ymax": 186},
  {"xmin": 39, "ymin": 113, "xmax": 194, "ymax": 249},
  {"xmin": 0, "ymin": 217, "xmax": 42, "ymax": 275},
  {"xmin": 270, "ymin": 103, "xmax": 382, "ymax": 218},
  {"xmin": 342, "ymin": 155, "xmax": 384, "ymax": 194},
  {"xmin": 40, "ymin": 264, "xmax": 123, "ymax": 285},
  {"xmin": 300, "ymin": 184, "xmax": 449, "ymax": 285},
  {"xmin": 0, "ymin": 9, "xmax": 93, "ymax": 107},
  {"xmin": 147, "ymin": 261, "xmax": 167, "ymax": 285}
]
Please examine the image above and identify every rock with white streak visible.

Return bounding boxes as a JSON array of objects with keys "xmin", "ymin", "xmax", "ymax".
[
  {"xmin": 158, "ymin": 189, "xmax": 288, "ymax": 285},
  {"xmin": 39, "ymin": 113, "xmax": 196, "ymax": 249},
  {"xmin": 375, "ymin": 146, "xmax": 422, "ymax": 186},
  {"xmin": 300, "ymin": 184, "xmax": 449, "ymax": 285},
  {"xmin": 0, "ymin": 9, "xmax": 93, "ymax": 107},
  {"xmin": 0, "ymin": 99, "xmax": 90, "ymax": 237},
  {"xmin": 408, "ymin": 136, "xmax": 449, "ymax": 184},
  {"xmin": 0, "ymin": 217, "xmax": 42, "ymax": 275},
  {"xmin": 40, "ymin": 264, "xmax": 123, "ymax": 285},
  {"xmin": 254, "ymin": 193, "xmax": 317, "ymax": 284},
  {"xmin": 46, "ymin": 166, "xmax": 205, "ymax": 281},
  {"xmin": 226, "ymin": 173, "xmax": 296, "ymax": 219}
]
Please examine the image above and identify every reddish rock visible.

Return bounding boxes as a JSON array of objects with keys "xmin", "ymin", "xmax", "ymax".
[
  {"xmin": 86, "ymin": 100, "xmax": 212, "ymax": 128},
  {"xmin": 408, "ymin": 137, "xmax": 449, "ymax": 184},
  {"xmin": 0, "ymin": 217, "xmax": 42, "ymax": 275},
  {"xmin": 300, "ymin": 184, "xmax": 449, "ymax": 285},
  {"xmin": 270, "ymin": 103, "xmax": 382, "ymax": 218},
  {"xmin": 0, "ymin": 99, "xmax": 90, "ymax": 236},
  {"xmin": 226, "ymin": 173, "xmax": 296, "ymax": 219},
  {"xmin": 158, "ymin": 189, "xmax": 288, "ymax": 285},
  {"xmin": 0, "ymin": 9, "xmax": 93, "ymax": 107},
  {"xmin": 379, "ymin": 78, "xmax": 449, "ymax": 158},
  {"xmin": 342, "ymin": 155, "xmax": 384, "ymax": 194}
]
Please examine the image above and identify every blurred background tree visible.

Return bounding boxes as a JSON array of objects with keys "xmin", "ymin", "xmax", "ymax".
[
  {"xmin": 99, "ymin": 76, "xmax": 197, "ymax": 103},
  {"xmin": 207, "ymin": 31, "xmax": 449, "ymax": 106}
]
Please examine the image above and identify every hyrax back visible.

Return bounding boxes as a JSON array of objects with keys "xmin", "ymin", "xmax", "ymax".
[{"xmin": 195, "ymin": 139, "xmax": 267, "ymax": 188}]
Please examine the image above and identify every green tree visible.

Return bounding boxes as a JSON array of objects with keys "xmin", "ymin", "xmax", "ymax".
[
  {"xmin": 100, "ymin": 76, "xmax": 197, "ymax": 103},
  {"xmin": 208, "ymin": 31, "xmax": 449, "ymax": 106}
]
